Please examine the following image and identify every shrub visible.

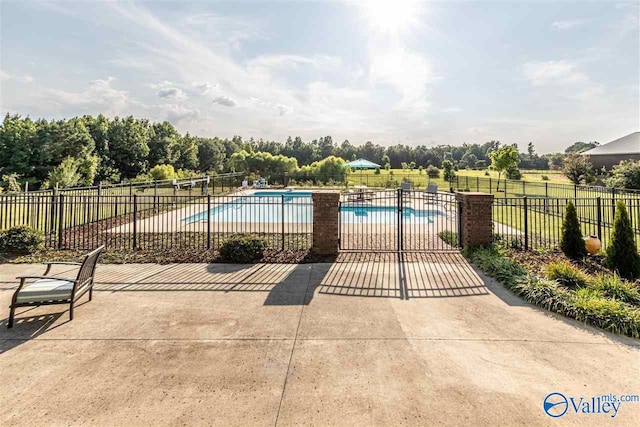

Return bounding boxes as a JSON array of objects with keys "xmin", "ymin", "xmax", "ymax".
[
  {"xmin": 374, "ymin": 167, "xmax": 381, "ymax": 175},
  {"xmin": 590, "ymin": 273, "xmax": 640, "ymax": 306},
  {"xmin": 219, "ymin": 234, "xmax": 267, "ymax": 263},
  {"xmin": 560, "ymin": 201, "xmax": 586, "ymax": 260},
  {"xmin": 506, "ymin": 166, "xmax": 522, "ymax": 180},
  {"xmin": 426, "ymin": 165, "xmax": 440, "ymax": 178},
  {"xmin": 465, "ymin": 245, "xmax": 640, "ymax": 338},
  {"xmin": 0, "ymin": 226, "xmax": 44, "ymax": 255},
  {"xmin": 438, "ymin": 231, "xmax": 458, "ymax": 246},
  {"xmin": 541, "ymin": 175, "xmax": 549, "ymax": 181},
  {"xmin": 545, "ymin": 261, "xmax": 590, "ymax": 289},
  {"xmin": 604, "ymin": 201, "xmax": 640, "ymax": 280},
  {"xmin": 571, "ymin": 289, "xmax": 640, "ymax": 338},
  {"xmin": 604, "ymin": 160, "xmax": 640, "ymax": 190},
  {"xmin": 484, "ymin": 170, "xmax": 490, "ymax": 176},
  {"xmin": 442, "ymin": 160, "xmax": 456, "ymax": 181},
  {"xmin": 563, "ymin": 154, "xmax": 595, "ymax": 185}
]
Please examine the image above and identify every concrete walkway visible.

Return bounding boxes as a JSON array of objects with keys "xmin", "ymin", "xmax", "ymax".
[{"xmin": 0, "ymin": 255, "xmax": 638, "ymax": 426}]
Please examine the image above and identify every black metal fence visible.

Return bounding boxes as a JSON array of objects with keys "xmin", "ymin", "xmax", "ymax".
[
  {"xmin": 0, "ymin": 192, "xmax": 313, "ymax": 252},
  {"xmin": 493, "ymin": 197, "xmax": 640, "ymax": 252},
  {"xmin": 278, "ymin": 172, "xmax": 640, "ymax": 200},
  {"xmin": 10, "ymin": 172, "xmax": 245, "ymax": 198},
  {"xmin": 338, "ymin": 189, "xmax": 460, "ymax": 252}
]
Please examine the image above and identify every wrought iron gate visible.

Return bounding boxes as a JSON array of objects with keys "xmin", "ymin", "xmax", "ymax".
[{"xmin": 338, "ymin": 189, "xmax": 461, "ymax": 252}]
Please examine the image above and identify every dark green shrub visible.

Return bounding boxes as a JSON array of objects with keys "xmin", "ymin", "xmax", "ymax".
[
  {"xmin": 590, "ymin": 273, "xmax": 640, "ymax": 306},
  {"xmin": 506, "ymin": 166, "xmax": 521, "ymax": 180},
  {"xmin": 437, "ymin": 231, "xmax": 458, "ymax": 246},
  {"xmin": 604, "ymin": 201, "xmax": 640, "ymax": 280},
  {"xmin": 219, "ymin": 234, "xmax": 267, "ymax": 263},
  {"xmin": 0, "ymin": 226, "xmax": 44, "ymax": 255},
  {"xmin": 545, "ymin": 261, "xmax": 590, "ymax": 289},
  {"xmin": 426, "ymin": 165, "xmax": 440, "ymax": 178},
  {"xmin": 560, "ymin": 201, "xmax": 586, "ymax": 260}
]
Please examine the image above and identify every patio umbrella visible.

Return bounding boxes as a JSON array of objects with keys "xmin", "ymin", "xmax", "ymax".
[{"xmin": 344, "ymin": 158, "xmax": 381, "ymax": 185}]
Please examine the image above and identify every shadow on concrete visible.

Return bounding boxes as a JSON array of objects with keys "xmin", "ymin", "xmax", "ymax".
[
  {"xmin": 94, "ymin": 264, "xmax": 299, "ymax": 293},
  {"xmin": 314, "ymin": 252, "xmax": 490, "ymax": 299},
  {"xmin": 0, "ymin": 299, "xmax": 93, "ymax": 354}
]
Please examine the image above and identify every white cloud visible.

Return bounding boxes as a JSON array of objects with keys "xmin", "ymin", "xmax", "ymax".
[
  {"xmin": 193, "ymin": 81, "xmax": 219, "ymax": 94},
  {"xmin": 44, "ymin": 77, "xmax": 128, "ymax": 113},
  {"xmin": 552, "ymin": 19, "xmax": 588, "ymax": 30},
  {"xmin": 150, "ymin": 80, "xmax": 188, "ymax": 100},
  {"xmin": 440, "ymin": 107, "xmax": 462, "ymax": 113},
  {"xmin": 522, "ymin": 60, "xmax": 589, "ymax": 86},
  {"xmin": 212, "ymin": 96, "xmax": 238, "ymax": 107},
  {"xmin": 1, "ymin": 69, "xmax": 34, "ymax": 83},
  {"xmin": 249, "ymin": 97, "xmax": 293, "ymax": 116}
]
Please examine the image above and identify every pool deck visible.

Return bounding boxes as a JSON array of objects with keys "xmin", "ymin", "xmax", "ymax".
[{"xmin": 1, "ymin": 257, "xmax": 638, "ymax": 426}]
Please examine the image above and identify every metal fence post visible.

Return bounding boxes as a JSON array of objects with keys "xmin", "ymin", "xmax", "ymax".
[
  {"xmin": 57, "ymin": 194, "xmax": 64, "ymax": 249},
  {"xmin": 207, "ymin": 194, "xmax": 211, "ymax": 249},
  {"xmin": 523, "ymin": 196, "xmax": 529, "ymax": 250},
  {"xmin": 132, "ymin": 194, "xmax": 138, "ymax": 249},
  {"xmin": 281, "ymin": 194, "xmax": 285, "ymax": 251},
  {"xmin": 397, "ymin": 189, "xmax": 403, "ymax": 251},
  {"xmin": 545, "ymin": 182, "xmax": 548, "ymax": 198},
  {"xmin": 596, "ymin": 197, "xmax": 602, "ymax": 241}
]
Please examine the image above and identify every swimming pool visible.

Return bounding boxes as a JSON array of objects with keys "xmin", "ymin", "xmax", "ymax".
[{"xmin": 182, "ymin": 191, "xmax": 445, "ymax": 224}]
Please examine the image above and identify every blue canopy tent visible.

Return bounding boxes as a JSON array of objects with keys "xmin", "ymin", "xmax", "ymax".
[{"xmin": 344, "ymin": 158, "xmax": 381, "ymax": 186}]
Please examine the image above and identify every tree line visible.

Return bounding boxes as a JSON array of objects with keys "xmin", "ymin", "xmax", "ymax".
[{"xmin": 0, "ymin": 113, "xmax": 603, "ymax": 191}]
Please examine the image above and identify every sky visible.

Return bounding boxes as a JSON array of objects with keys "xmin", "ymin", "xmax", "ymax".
[{"xmin": 0, "ymin": 0, "xmax": 638, "ymax": 153}]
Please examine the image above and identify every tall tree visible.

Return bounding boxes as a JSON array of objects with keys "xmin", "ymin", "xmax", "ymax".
[
  {"xmin": 489, "ymin": 145, "xmax": 520, "ymax": 190},
  {"xmin": 107, "ymin": 116, "xmax": 151, "ymax": 179},
  {"xmin": 148, "ymin": 121, "xmax": 179, "ymax": 167}
]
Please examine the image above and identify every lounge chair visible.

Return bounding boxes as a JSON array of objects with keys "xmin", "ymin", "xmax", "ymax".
[
  {"xmin": 7, "ymin": 246, "xmax": 105, "ymax": 328},
  {"xmin": 424, "ymin": 184, "xmax": 438, "ymax": 203}
]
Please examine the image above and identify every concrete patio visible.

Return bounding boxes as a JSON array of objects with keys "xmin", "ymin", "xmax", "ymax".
[{"xmin": 0, "ymin": 255, "xmax": 638, "ymax": 426}]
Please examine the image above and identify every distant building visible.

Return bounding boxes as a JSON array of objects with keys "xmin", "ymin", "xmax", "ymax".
[{"xmin": 581, "ymin": 132, "xmax": 640, "ymax": 170}]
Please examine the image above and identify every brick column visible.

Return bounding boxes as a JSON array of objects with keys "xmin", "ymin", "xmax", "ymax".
[
  {"xmin": 456, "ymin": 192, "xmax": 494, "ymax": 248},
  {"xmin": 312, "ymin": 192, "xmax": 340, "ymax": 255}
]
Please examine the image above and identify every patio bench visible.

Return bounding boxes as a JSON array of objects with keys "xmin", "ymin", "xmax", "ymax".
[{"xmin": 7, "ymin": 245, "xmax": 105, "ymax": 328}]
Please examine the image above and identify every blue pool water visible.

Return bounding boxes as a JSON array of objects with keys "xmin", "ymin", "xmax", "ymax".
[{"xmin": 182, "ymin": 191, "xmax": 445, "ymax": 224}]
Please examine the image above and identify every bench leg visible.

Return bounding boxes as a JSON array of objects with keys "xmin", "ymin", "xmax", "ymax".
[
  {"xmin": 69, "ymin": 302, "xmax": 74, "ymax": 321},
  {"xmin": 7, "ymin": 306, "xmax": 15, "ymax": 329},
  {"xmin": 89, "ymin": 288, "xmax": 93, "ymax": 302}
]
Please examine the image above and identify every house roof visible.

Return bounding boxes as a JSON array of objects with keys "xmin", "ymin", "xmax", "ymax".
[{"xmin": 582, "ymin": 132, "xmax": 640, "ymax": 156}]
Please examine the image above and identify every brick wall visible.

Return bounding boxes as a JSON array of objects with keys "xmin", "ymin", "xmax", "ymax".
[
  {"xmin": 312, "ymin": 192, "xmax": 340, "ymax": 255},
  {"xmin": 456, "ymin": 192, "xmax": 494, "ymax": 248}
]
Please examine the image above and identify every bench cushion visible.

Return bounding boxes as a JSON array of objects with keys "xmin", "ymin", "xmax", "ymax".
[{"xmin": 16, "ymin": 279, "xmax": 75, "ymax": 303}]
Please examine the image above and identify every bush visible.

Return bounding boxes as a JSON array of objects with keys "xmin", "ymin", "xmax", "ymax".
[
  {"xmin": 590, "ymin": 273, "xmax": 640, "ymax": 306},
  {"xmin": 438, "ymin": 231, "xmax": 458, "ymax": 246},
  {"xmin": 541, "ymin": 175, "xmax": 549, "ymax": 181},
  {"xmin": 604, "ymin": 201, "xmax": 640, "ymax": 280},
  {"xmin": 465, "ymin": 245, "xmax": 640, "ymax": 338},
  {"xmin": 604, "ymin": 160, "xmax": 640, "ymax": 190},
  {"xmin": 506, "ymin": 166, "xmax": 521, "ymax": 180},
  {"xmin": 0, "ymin": 226, "xmax": 44, "ymax": 255},
  {"xmin": 545, "ymin": 261, "xmax": 590, "ymax": 289},
  {"xmin": 426, "ymin": 165, "xmax": 440, "ymax": 178},
  {"xmin": 442, "ymin": 160, "xmax": 456, "ymax": 181},
  {"xmin": 219, "ymin": 234, "xmax": 267, "ymax": 263},
  {"xmin": 571, "ymin": 289, "xmax": 640, "ymax": 338},
  {"xmin": 560, "ymin": 201, "xmax": 586, "ymax": 260}
]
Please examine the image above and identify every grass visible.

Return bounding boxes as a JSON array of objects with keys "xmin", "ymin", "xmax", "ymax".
[{"xmin": 466, "ymin": 245, "xmax": 640, "ymax": 338}]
